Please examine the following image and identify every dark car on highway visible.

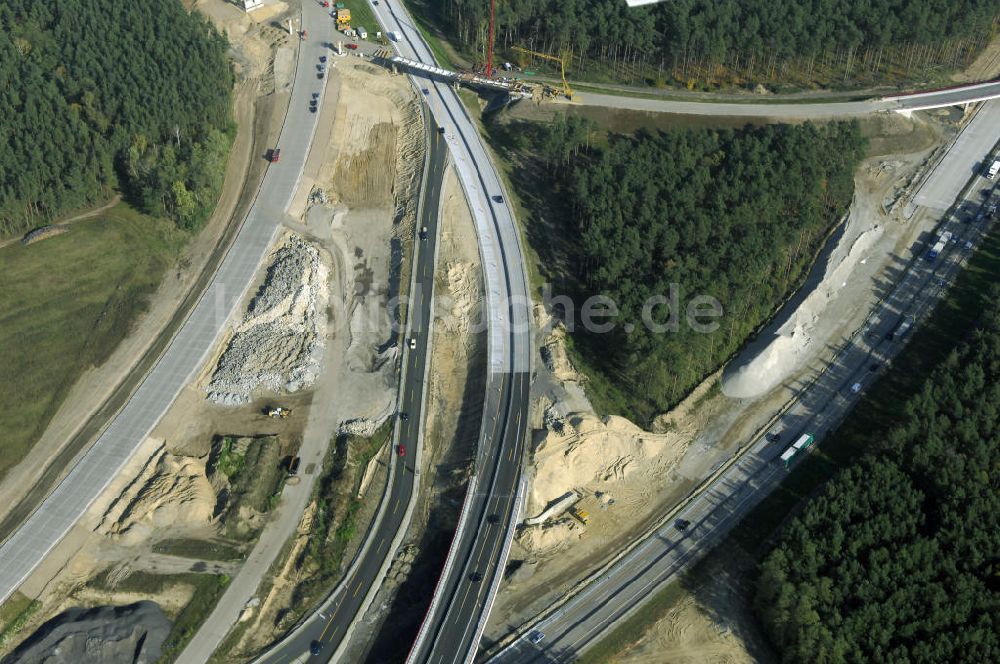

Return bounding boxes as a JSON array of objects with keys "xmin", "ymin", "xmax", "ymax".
[
  {"xmin": 675, "ymin": 518, "xmax": 691, "ymax": 530},
  {"xmin": 310, "ymin": 640, "xmax": 322, "ymax": 656},
  {"xmin": 469, "ymin": 572, "xmax": 483, "ymax": 582}
]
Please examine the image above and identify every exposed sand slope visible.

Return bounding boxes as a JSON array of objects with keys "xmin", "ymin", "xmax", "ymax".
[
  {"xmin": 528, "ymin": 413, "xmax": 687, "ymax": 517},
  {"xmin": 97, "ymin": 445, "xmax": 215, "ymax": 547}
]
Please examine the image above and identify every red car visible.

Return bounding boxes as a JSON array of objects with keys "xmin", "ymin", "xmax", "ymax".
[
  {"xmin": 270, "ymin": 148, "xmax": 280, "ymax": 163},
  {"xmin": 346, "ymin": 43, "xmax": 358, "ymax": 50},
  {"xmin": 397, "ymin": 443, "xmax": 406, "ymax": 456}
]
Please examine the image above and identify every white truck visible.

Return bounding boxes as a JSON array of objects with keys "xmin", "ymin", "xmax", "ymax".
[{"xmin": 988, "ymin": 159, "xmax": 1000, "ymax": 180}]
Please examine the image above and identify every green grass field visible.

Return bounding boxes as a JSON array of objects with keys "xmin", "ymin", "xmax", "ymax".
[
  {"xmin": 0, "ymin": 204, "xmax": 184, "ymax": 482},
  {"xmin": 339, "ymin": 0, "xmax": 379, "ymax": 43}
]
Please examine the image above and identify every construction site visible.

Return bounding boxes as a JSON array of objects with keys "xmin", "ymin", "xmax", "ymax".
[
  {"xmin": 0, "ymin": 0, "xmax": 429, "ymax": 659},
  {"xmin": 2, "ymin": 0, "xmax": 1000, "ymax": 662}
]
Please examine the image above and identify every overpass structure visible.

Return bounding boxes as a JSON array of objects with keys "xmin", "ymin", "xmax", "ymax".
[{"xmin": 388, "ymin": 55, "xmax": 531, "ymax": 97}]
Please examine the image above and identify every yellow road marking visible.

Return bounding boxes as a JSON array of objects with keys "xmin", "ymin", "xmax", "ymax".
[
  {"xmin": 353, "ymin": 581, "xmax": 363, "ymax": 597},
  {"xmin": 319, "ymin": 600, "xmax": 343, "ymax": 640}
]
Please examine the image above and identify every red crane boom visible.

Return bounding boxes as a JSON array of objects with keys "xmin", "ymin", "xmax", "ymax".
[{"xmin": 486, "ymin": 0, "xmax": 496, "ymax": 78}]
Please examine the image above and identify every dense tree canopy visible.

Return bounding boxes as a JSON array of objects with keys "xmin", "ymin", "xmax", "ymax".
[
  {"xmin": 756, "ymin": 295, "xmax": 1000, "ymax": 662},
  {"xmin": 533, "ymin": 118, "xmax": 865, "ymax": 421},
  {"xmin": 432, "ymin": 0, "xmax": 999, "ymax": 86},
  {"xmin": 0, "ymin": 0, "xmax": 234, "ymax": 238}
]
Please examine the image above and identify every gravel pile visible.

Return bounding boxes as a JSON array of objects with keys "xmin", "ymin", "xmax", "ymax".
[
  {"xmin": 340, "ymin": 417, "xmax": 379, "ymax": 438},
  {"xmin": 207, "ymin": 236, "xmax": 328, "ymax": 405},
  {"xmin": 5, "ymin": 601, "xmax": 170, "ymax": 664}
]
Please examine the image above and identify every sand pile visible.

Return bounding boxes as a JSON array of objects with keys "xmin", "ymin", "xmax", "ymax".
[
  {"xmin": 722, "ymin": 208, "xmax": 884, "ymax": 399},
  {"xmin": 98, "ymin": 446, "xmax": 215, "ymax": 547},
  {"xmin": 207, "ymin": 235, "xmax": 329, "ymax": 405},
  {"xmin": 516, "ymin": 520, "xmax": 580, "ymax": 556},
  {"xmin": 528, "ymin": 412, "xmax": 687, "ymax": 517},
  {"xmin": 443, "ymin": 261, "xmax": 480, "ymax": 333},
  {"xmin": 541, "ymin": 324, "xmax": 584, "ymax": 383}
]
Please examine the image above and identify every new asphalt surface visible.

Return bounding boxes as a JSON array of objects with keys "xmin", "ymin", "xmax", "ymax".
[{"xmin": 365, "ymin": 4, "xmax": 535, "ymax": 664}]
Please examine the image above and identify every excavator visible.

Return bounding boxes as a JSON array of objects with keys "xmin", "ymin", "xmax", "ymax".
[
  {"xmin": 511, "ymin": 46, "xmax": 573, "ymax": 100},
  {"xmin": 265, "ymin": 406, "xmax": 291, "ymax": 419}
]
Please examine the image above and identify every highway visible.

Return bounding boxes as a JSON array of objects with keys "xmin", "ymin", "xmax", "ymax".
[
  {"xmin": 366, "ymin": 4, "xmax": 535, "ymax": 664},
  {"xmin": 0, "ymin": 1, "xmax": 334, "ymax": 607},
  {"xmin": 255, "ymin": 120, "xmax": 449, "ymax": 664},
  {"xmin": 489, "ymin": 113, "xmax": 1000, "ymax": 664}
]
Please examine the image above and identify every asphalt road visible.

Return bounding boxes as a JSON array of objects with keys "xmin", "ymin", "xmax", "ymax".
[
  {"xmin": 0, "ymin": 2, "xmax": 333, "ymax": 607},
  {"xmin": 256, "ymin": 120, "xmax": 449, "ymax": 664},
  {"xmin": 489, "ymin": 144, "xmax": 1000, "ymax": 664},
  {"xmin": 574, "ymin": 80, "xmax": 1000, "ymax": 118},
  {"xmin": 914, "ymin": 100, "xmax": 1000, "ymax": 210},
  {"xmin": 364, "ymin": 4, "xmax": 534, "ymax": 664}
]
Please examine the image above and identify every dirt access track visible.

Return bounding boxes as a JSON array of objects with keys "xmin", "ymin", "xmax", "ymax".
[{"xmin": 0, "ymin": 1, "xmax": 294, "ymax": 542}]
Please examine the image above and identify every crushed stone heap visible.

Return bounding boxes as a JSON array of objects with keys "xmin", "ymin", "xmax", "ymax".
[{"xmin": 207, "ymin": 235, "xmax": 329, "ymax": 405}]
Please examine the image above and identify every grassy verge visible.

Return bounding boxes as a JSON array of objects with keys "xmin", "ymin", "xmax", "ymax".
[
  {"xmin": 300, "ymin": 420, "xmax": 393, "ymax": 580},
  {"xmin": 158, "ymin": 574, "xmax": 231, "ymax": 663},
  {"xmin": 575, "ymin": 582, "xmax": 686, "ymax": 664},
  {"xmin": 401, "ymin": 0, "xmax": 458, "ymax": 69},
  {"xmin": 339, "ymin": 0, "xmax": 378, "ymax": 42},
  {"xmin": 578, "ymin": 215, "xmax": 1000, "ymax": 662},
  {"xmin": 0, "ymin": 203, "xmax": 185, "ymax": 482},
  {"xmin": 237, "ymin": 419, "xmax": 395, "ymax": 641},
  {"xmin": 152, "ymin": 538, "xmax": 246, "ymax": 562},
  {"xmin": 0, "ymin": 592, "xmax": 41, "ymax": 651}
]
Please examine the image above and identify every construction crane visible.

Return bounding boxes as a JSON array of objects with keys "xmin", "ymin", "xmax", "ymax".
[{"xmin": 511, "ymin": 46, "xmax": 573, "ymax": 100}]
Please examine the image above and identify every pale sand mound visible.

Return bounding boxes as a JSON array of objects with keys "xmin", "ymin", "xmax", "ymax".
[
  {"xmin": 543, "ymin": 324, "xmax": 584, "ymax": 383},
  {"xmin": 443, "ymin": 261, "xmax": 480, "ymax": 334},
  {"xmin": 528, "ymin": 412, "xmax": 687, "ymax": 517},
  {"xmin": 722, "ymin": 213, "xmax": 884, "ymax": 399},
  {"xmin": 516, "ymin": 520, "xmax": 580, "ymax": 556},
  {"xmin": 98, "ymin": 446, "xmax": 215, "ymax": 547}
]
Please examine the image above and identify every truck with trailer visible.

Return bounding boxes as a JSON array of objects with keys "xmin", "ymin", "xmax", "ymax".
[
  {"xmin": 780, "ymin": 433, "xmax": 815, "ymax": 468},
  {"xmin": 887, "ymin": 316, "xmax": 913, "ymax": 341},
  {"xmin": 927, "ymin": 230, "xmax": 952, "ymax": 260}
]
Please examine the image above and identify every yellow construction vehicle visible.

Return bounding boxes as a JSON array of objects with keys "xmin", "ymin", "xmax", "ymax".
[
  {"xmin": 511, "ymin": 46, "xmax": 572, "ymax": 100},
  {"xmin": 265, "ymin": 406, "xmax": 291, "ymax": 419},
  {"xmin": 336, "ymin": 8, "xmax": 351, "ymax": 29}
]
